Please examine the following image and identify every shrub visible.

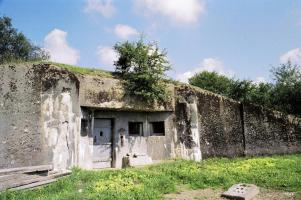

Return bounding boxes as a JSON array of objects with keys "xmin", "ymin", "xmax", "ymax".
[{"xmin": 114, "ymin": 39, "xmax": 171, "ymax": 105}]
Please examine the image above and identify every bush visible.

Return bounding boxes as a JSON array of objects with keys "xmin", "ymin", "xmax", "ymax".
[
  {"xmin": 114, "ymin": 39, "xmax": 171, "ymax": 104},
  {"xmin": 189, "ymin": 71, "xmax": 233, "ymax": 96}
]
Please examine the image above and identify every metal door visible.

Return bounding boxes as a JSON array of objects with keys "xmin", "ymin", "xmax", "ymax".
[{"xmin": 93, "ymin": 119, "xmax": 112, "ymax": 169}]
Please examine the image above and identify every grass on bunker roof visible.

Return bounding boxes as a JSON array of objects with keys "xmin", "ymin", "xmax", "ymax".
[
  {"xmin": 1, "ymin": 154, "xmax": 301, "ymax": 200},
  {"xmin": 47, "ymin": 62, "xmax": 113, "ymax": 77},
  {"xmin": 0, "ymin": 60, "xmax": 114, "ymax": 77},
  {"xmin": 0, "ymin": 60, "xmax": 179, "ymax": 83}
]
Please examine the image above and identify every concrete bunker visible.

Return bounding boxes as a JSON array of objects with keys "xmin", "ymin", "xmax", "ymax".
[
  {"xmin": 0, "ymin": 63, "xmax": 300, "ymax": 172},
  {"xmin": 78, "ymin": 108, "xmax": 174, "ymax": 169}
]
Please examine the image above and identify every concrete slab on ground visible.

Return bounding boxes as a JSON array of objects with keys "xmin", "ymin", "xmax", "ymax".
[
  {"xmin": 164, "ymin": 186, "xmax": 296, "ymax": 200},
  {"xmin": 221, "ymin": 183, "xmax": 259, "ymax": 200}
]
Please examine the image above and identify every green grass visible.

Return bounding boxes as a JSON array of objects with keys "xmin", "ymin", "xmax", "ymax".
[
  {"xmin": 1, "ymin": 61, "xmax": 114, "ymax": 77},
  {"xmin": 46, "ymin": 62, "xmax": 113, "ymax": 77},
  {"xmin": 1, "ymin": 154, "xmax": 301, "ymax": 200}
]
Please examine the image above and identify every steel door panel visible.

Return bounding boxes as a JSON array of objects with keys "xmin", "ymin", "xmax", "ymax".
[{"xmin": 93, "ymin": 119, "xmax": 112, "ymax": 168}]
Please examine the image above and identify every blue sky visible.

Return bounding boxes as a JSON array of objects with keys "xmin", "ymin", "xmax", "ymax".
[{"xmin": 1, "ymin": 0, "xmax": 301, "ymax": 82}]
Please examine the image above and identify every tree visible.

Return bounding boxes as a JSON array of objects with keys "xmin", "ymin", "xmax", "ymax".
[
  {"xmin": 228, "ymin": 79, "xmax": 255, "ymax": 102},
  {"xmin": 0, "ymin": 16, "xmax": 49, "ymax": 63},
  {"xmin": 272, "ymin": 61, "xmax": 301, "ymax": 85},
  {"xmin": 188, "ymin": 62, "xmax": 301, "ymax": 117},
  {"xmin": 114, "ymin": 39, "xmax": 171, "ymax": 104},
  {"xmin": 248, "ymin": 82, "xmax": 273, "ymax": 107},
  {"xmin": 189, "ymin": 71, "xmax": 233, "ymax": 96},
  {"xmin": 271, "ymin": 61, "xmax": 301, "ymax": 115},
  {"xmin": 189, "ymin": 71, "xmax": 275, "ymax": 106}
]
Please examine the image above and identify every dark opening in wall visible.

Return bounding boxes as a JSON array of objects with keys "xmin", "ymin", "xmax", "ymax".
[
  {"xmin": 128, "ymin": 122, "xmax": 143, "ymax": 136},
  {"xmin": 150, "ymin": 121, "xmax": 165, "ymax": 136},
  {"xmin": 81, "ymin": 119, "xmax": 88, "ymax": 136}
]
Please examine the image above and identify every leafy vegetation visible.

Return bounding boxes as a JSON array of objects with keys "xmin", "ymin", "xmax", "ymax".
[
  {"xmin": 189, "ymin": 62, "xmax": 301, "ymax": 116},
  {"xmin": 271, "ymin": 62, "xmax": 301, "ymax": 115},
  {"xmin": 1, "ymin": 154, "xmax": 300, "ymax": 200},
  {"xmin": 0, "ymin": 16, "xmax": 49, "ymax": 64},
  {"xmin": 114, "ymin": 39, "xmax": 171, "ymax": 104},
  {"xmin": 189, "ymin": 71, "xmax": 234, "ymax": 96}
]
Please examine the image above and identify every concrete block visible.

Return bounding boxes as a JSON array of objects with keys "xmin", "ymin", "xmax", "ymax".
[{"xmin": 221, "ymin": 183, "xmax": 259, "ymax": 200}]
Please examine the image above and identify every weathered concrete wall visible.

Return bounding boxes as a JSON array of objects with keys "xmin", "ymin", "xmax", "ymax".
[
  {"xmin": 78, "ymin": 75, "xmax": 174, "ymax": 112},
  {"xmin": 243, "ymin": 103, "xmax": 301, "ymax": 156},
  {"xmin": 41, "ymin": 79, "xmax": 80, "ymax": 170},
  {"xmin": 0, "ymin": 64, "xmax": 80, "ymax": 170},
  {"xmin": 175, "ymin": 85, "xmax": 245, "ymax": 159},
  {"xmin": 146, "ymin": 112, "xmax": 175, "ymax": 160},
  {"xmin": 0, "ymin": 64, "xmax": 47, "ymax": 168},
  {"xmin": 78, "ymin": 108, "xmax": 93, "ymax": 169},
  {"xmin": 173, "ymin": 89, "xmax": 202, "ymax": 161}
]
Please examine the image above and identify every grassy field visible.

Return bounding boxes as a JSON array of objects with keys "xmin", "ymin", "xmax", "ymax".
[{"xmin": 1, "ymin": 154, "xmax": 300, "ymax": 200}]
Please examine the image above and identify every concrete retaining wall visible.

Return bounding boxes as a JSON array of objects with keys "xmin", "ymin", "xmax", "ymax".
[
  {"xmin": 0, "ymin": 64, "xmax": 47, "ymax": 168},
  {"xmin": 174, "ymin": 85, "xmax": 301, "ymax": 158},
  {"xmin": 175, "ymin": 85, "xmax": 245, "ymax": 159},
  {"xmin": 0, "ymin": 64, "xmax": 80, "ymax": 170},
  {"xmin": 243, "ymin": 103, "xmax": 301, "ymax": 156}
]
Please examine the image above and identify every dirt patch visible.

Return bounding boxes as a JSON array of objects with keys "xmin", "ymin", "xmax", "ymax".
[{"xmin": 164, "ymin": 186, "xmax": 297, "ymax": 200}]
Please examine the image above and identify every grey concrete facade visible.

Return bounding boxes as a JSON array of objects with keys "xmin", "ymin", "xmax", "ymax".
[
  {"xmin": 0, "ymin": 64, "xmax": 80, "ymax": 170},
  {"xmin": 78, "ymin": 109, "xmax": 174, "ymax": 169},
  {"xmin": 0, "ymin": 63, "xmax": 301, "ymax": 171}
]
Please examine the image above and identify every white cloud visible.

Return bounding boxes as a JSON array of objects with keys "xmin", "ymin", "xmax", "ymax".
[
  {"xmin": 176, "ymin": 58, "xmax": 234, "ymax": 83},
  {"xmin": 253, "ymin": 76, "xmax": 266, "ymax": 85},
  {"xmin": 134, "ymin": 0, "xmax": 205, "ymax": 25},
  {"xmin": 96, "ymin": 46, "xmax": 118, "ymax": 70},
  {"xmin": 280, "ymin": 48, "xmax": 301, "ymax": 65},
  {"xmin": 114, "ymin": 24, "xmax": 139, "ymax": 39},
  {"xmin": 84, "ymin": 0, "xmax": 115, "ymax": 18},
  {"xmin": 44, "ymin": 29, "xmax": 80, "ymax": 65}
]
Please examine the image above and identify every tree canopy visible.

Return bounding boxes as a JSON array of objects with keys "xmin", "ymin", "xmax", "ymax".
[
  {"xmin": 0, "ymin": 16, "xmax": 49, "ymax": 64},
  {"xmin": 271, "ymin": 62, "xmax": 301, "ymax": 115},
  {"xmin": 189, "ymin": 71, "xmax": 233, "ymax": 96},
  {"xmin": 189, "ymin": 62, "xmax": 301, "ymax": 116},
  {"xmin": 114, "ymin": 39, "xmax": 171, "ymax": 104}
]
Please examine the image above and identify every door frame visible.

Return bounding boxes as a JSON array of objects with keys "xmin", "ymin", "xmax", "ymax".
[{"xmin": 92, "ymin": 117, "xmax": 115, "ymax": 168}]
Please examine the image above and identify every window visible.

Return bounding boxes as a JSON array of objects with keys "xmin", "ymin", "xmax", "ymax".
[
  {"xmin": 150, "ymin": 121, "xmax": 165, "ymax": 136},
  {"xmin": 128, "ymin": 122, "xmax": 143, "ymax": 136}
]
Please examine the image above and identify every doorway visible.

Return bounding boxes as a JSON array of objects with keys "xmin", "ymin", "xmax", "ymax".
[{"xmin": 93, "ymin": 118, "xmax": 113, "ymax": 169}]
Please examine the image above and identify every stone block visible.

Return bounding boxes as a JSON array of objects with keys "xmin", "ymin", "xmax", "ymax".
[{"xmin": 222, "ymin": 183, "xmax": 259, "ymax": 200}]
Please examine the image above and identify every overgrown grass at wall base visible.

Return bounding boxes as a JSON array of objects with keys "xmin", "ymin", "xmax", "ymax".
[{"xmin": 1, "ymin": 154, "xmax": 301, "ymax": 200}]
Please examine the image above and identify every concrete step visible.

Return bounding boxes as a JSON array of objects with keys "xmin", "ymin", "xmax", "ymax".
[
  {"xmin": 11, "ymin": 179, "xmax": 58, "ymax": 191},
  {"xmin": 0, "ymin": 165, "xmax": 52, "ymax": 176},
  {"xmin": 0, "ymin": 170, "xmax": 71, "ymax": 191}
]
